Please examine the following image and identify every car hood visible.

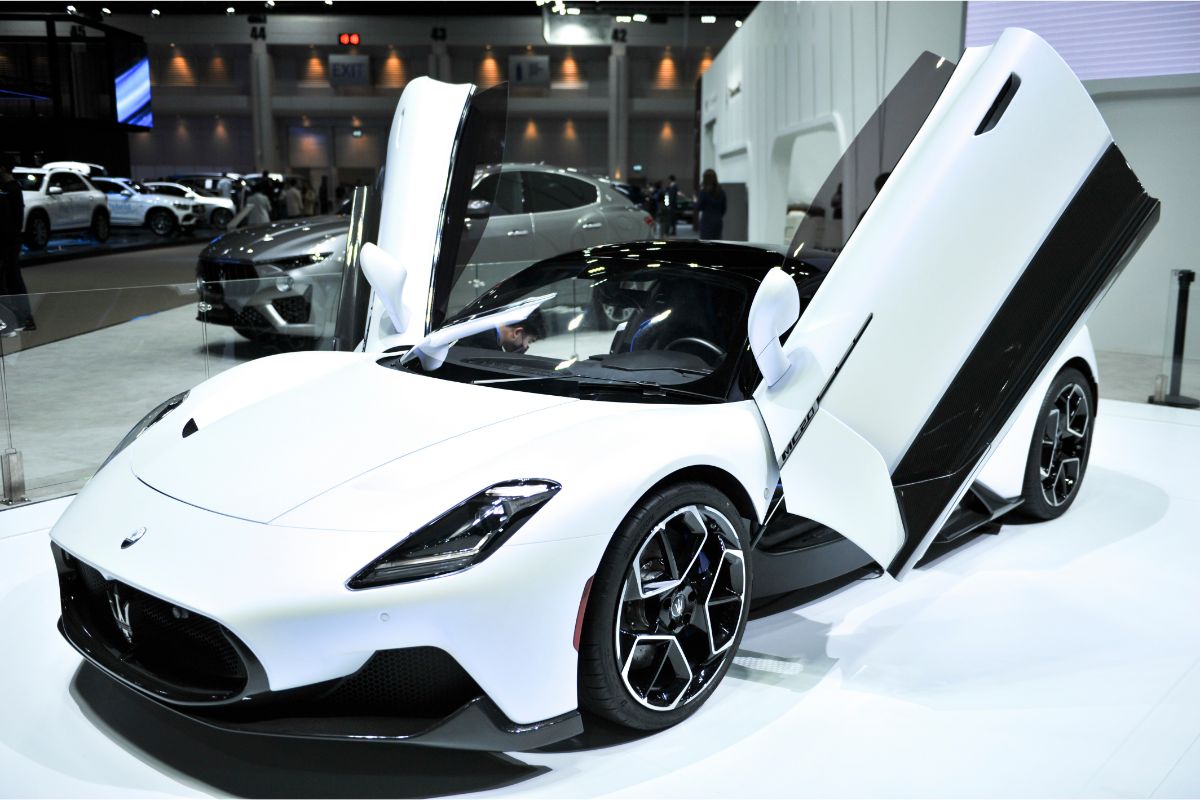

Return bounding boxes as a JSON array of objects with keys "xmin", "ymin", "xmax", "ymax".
[
  {"xmin": 130, "ymin": 353, "xmax": 576, "ymax": 523},
  {"xmin": 203, "ymin": 216, "xmax": 348, "ymax": 264}
]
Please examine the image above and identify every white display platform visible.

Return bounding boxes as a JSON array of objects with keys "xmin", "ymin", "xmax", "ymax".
[{"xmin": 1, "ymin": 400, "xmax": 1198, "ymax": 798}]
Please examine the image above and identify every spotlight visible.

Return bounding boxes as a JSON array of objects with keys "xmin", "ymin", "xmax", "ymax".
[
  {"xmin": 150, "ymin": 7, "xmax": 161, "ymax": 16},
  {"xmin": 101, "ymin": 6, "xmax": 111, "ymax": 13},
  {"xmin": 566, "ymin": 7, "xmax": 580, "ymax": 14},
  {"xmin": 632, "ymin": 13, "xmax": 647, "ymax": 23},
  {"xmin": 615, "ymin": 14, "xmax": 631, "ymax": 23},
  {"xmin": 324, "ymin": 0, "xmax": 333, "ymax": 4},
  {"xmin": 65, "ymin": 5, "xmax": 77, "ymax": 13},
  {"xmin": 265, "ymin": 0, "xmax": 275, "ymax": 6},
  {"xmin": 226, "ymin": 6, "xmax": 236, "ymax": 14},
  {"xmin": 735, "ymin": 19, "xmax": 743, "ymax": 28},
  {"xmin": 352, "ymin": 128, "xmax": 364, "ymax": 138},
  {"xmin": 700, "ymin": 15, "xmax": 716, "ymax": 23}
]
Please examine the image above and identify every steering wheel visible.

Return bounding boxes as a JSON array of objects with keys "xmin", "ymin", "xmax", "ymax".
[{"xmin": 666, "ymin": 336, "xmax": 726, "ymax": 363}]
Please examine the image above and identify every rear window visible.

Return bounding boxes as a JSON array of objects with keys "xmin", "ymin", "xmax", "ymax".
[{"xmin": 524, "ymin": 171, "xmax": 598, "ymax": 213}]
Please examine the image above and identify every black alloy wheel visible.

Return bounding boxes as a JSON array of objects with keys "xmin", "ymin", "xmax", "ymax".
[
  {"xmin": 25, "ymin": 213, "xmax": 50, "ymax": 250},
  {"xmin": 91, "ymin": 209, "xmax": 111, "ymax": 242},
  {"xmin": 210, "ymin": 208, "xmax": 233, "ymax": 229},
  {"xmin": 579, "ymin": 482, "xmax": 750, "ymax": 730},
  {"xmin": 1021, "ymin": 367, "xmax": 1094, "ymax": 520},
  {"xmin": 148, "ymin": 209, "xmax": 176, "ymax": 237}
]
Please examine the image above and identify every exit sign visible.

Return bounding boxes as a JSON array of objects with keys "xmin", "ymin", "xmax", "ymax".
[{"xmin": 328, "ymin": 54, "xmax": 371, "ymax": 86}]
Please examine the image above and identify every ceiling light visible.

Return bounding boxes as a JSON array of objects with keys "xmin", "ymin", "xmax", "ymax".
[
  {"xmin": 226, "ymin": 6, "xmax": 236, "ymax": 14},
  {"xmin": 150, "ymin": 7, "xmax": 161, "ymax": 16},
  {"xmin": 265, "ymin": 0, "xmax": 275, "ymax": 6},
  {"xmin": 700, "ymin": 15, "xmax": 716, "ymax": 23},
  {"xmin": 324, "ymin": 0, "xmax": 333, "ymax": 5},
  {"xmin": 632, "ymin": 13, "xmax": 648, "ymax": 23},
  {"xmin": 65, "ymin": 5, "xmax": 77, "ymax": 13},
  {"xmin": 101, "ymin": 6, "xmax": 112, "ymax": 13},
  {"xmin": 735, "ymin": 19, "xmax": 743, "ymax": 28},
  {"xmin": 566, "ymin": 7, "xmax": 580, "ymax": 14},
  {"xmin": 615, "ymin": 14, "xmax": 631, "ymax": 23}
]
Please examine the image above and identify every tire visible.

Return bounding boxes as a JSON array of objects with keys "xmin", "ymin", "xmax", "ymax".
[
  {"xmin": 24, "ymin": 212, "xmax": 50, "ymax": 250},
  {"xmin": 578, "ymin": 481, "xmax": 751, "ymax": 731},
  {"xmin": 91, "ymin": 209, "xmax": 111, "ymax": 242},
  {"xmin": 1020, "ymin": 367, "xmax": 1095, "ymax": 520},
  {"xmin": 210, "ymin": 208, "xmax": 233, "ymax": 229},
  {"xmin": 147, "ymin": 208, "xmax": 177, "ymax": 237}
]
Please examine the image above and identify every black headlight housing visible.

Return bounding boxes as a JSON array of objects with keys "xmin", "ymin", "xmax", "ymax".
[
  {"xmin": 347, "ymin": 479, "xmax": 561, "ymax": 589},
  {"xmin": 100, "ymin": 390, "xmax": 189, "ymax": 470}
]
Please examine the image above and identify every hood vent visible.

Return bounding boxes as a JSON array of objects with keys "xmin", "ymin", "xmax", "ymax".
[{"xmin": 182, "ymin": 418, "xmax": 198, "ymax": 438}]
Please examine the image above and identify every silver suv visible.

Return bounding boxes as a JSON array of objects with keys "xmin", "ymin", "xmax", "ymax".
[{"xmin": 197, "ymin": 165, "xmax": 655, "ymax": 346}]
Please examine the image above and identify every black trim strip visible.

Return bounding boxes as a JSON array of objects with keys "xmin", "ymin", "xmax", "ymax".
[
  {"xmin": 975, "ymin": 73, "xmax": 1021, "ymax": 135},
  {"xmin": 887, "ymin": 144, "xmax": 1160, "ymax": 576}
]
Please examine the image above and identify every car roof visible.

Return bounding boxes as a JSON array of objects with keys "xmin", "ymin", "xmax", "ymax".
[{"xmin": 13, "ymin": 167, "xmax": 46, "ymax": 175}]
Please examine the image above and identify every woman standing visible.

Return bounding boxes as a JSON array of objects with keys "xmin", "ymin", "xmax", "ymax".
[{"xmin": 695, "ymin": 168, "xmax": 727, "ymax": 240}]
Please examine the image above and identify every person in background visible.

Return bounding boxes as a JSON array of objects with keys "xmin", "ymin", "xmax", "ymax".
[
  {"xmin": 696, "ymin": 168, "xmax": 727, "ymax": 240},
  {"xmin": 318, "ymin": 176, "xmax": 330, "ymax": 215},
  {"xmin": 226, "ymin": 181, "xmax": 272, "ymax": 230},
  {"xmin": 302, "ymin": 180, "xmax": 316, "ymax": 217},
  {"xmin": 457, "ymin": 310, "xmax": 546, "ymax": 355},
  {"xmin": 283, "ymin": 179, "xmax": 304, "ymax": 218},
  {"xmin": 662, "ymin": 175, "xmax": 680, "ymax": 236},
  {"xmin": 0, "ymin": 157, "xmax": 35, "ymax": 333}
]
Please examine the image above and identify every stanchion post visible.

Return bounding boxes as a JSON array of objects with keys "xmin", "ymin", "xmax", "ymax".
[{"xmin": 1150, "ymin": 269, "xmax": 1199, "ymax": 409}]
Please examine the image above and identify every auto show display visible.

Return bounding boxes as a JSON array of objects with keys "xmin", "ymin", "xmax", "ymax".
[
  {"xmin": 88, "ymin": 176, "xmax": 204, "ymax": 236},
  {"xmin": 48, "ymin": 29, "xmax": 1158, "ymax": 752}
]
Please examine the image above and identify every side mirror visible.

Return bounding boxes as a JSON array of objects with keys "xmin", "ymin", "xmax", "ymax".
[
  {"xmin": 747, "ymin": 267, "xmax": 801, "ymax": 387},
  {"xmin": 465, "ymin": 198, "xmax": 491, "ymax": 219},
  {"xmin": 360, "ymin": 241, "xmax": 409, "ymax": 335},
  {"xmin": 121, "ymin": 190, "xmax": 134, "ymax": 197},
  {"xmin": 48, "ymin": 186, "xmax": 63, "ymax": 196}
]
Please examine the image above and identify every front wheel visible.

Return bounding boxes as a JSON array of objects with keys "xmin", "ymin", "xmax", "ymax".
[
  {"xmin": 147, "ymin": 208, "xmax": 176, "ymax": 237},
  {"xmin": 579, "ymin": 482, "xmax": 750, "ymax": 731},
  {"xmin": 210, "ymin": 208, "xmax": 233, "ymax": 229},
  {"xmin": 91, "ymin": 209, "xmax": 111, "ymax": 242},
  {"xmin": 1021, "ymin": 367, "xmax": 1094, "ymax": 520},
  {"xmin": 24, "ymin": 213, "xmax": 50, "ymax": 250}
]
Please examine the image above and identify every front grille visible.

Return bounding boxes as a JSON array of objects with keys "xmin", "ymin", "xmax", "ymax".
[
  {"xmin": 271, "ymin": 294, "xmax": 311, "ymax": 324},
  {"xmin": 58, "ymin": 547, "xmax": 248, "ymax": 698},
  {"xmin": 198, "ymin": 258, "xmax": 258, "ymax": 283}
]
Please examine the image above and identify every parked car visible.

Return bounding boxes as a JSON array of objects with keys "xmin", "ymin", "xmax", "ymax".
[
  {"xmin": 49, "ymin": 30, "xmax": 1159, "ymax": 752},
  {"xmin": 160, "ymin": 172, "xmax": 248, "ymax": 210},
  {"xmin": 197, "ymin": 164, "xmax": 655, "ymax": 345},
  {"xmin": 144, "ymin": 181, "xmax": 236, "ymax": 229},
  {"xmin": 15, "ymin": 167, "xmax": 110, "ymax": 249},
  {"xmin": 89, "ymin": 176, "xmax": 204, "ymax": 236}
]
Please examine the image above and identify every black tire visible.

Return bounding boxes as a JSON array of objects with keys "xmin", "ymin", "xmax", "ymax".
[
  {"xmin": 210, "ymin": 208, "xmax": 233, "ymax": 229},
  {"xmin": 579, "ymin": 481, "xmax": 751, "ymax": 731},
  {"xmin": 91, "ymin": 209, "xmax": 111, "ymax": 242},
  {"xmin": 147, "ymin": 208, "xmax": 177, "ymax": 237},
  {"xmin": 1020, "ymin": 367, "xmax": 1095, "ymax": 520},
  {"xmin": 24, "ymin": 212, "xmax": 50, "ymax": 250}
]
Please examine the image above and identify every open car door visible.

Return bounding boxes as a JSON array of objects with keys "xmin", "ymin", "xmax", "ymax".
[
  {"xmin": 753, "ymin": 28, "xmax": 1159, "ymax": 577},
  {"xmin": 360, "ymin": 77, "xmax": 507, "ymax": 352}
]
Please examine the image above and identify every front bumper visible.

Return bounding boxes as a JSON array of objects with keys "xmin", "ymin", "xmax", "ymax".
[
  {"xmin": 196, "ymin": 257, "xmax": 340, "ymax": 338},
  {"xmin": 54, "ymin": 542, "xmax": 582, "ymax": 750}
]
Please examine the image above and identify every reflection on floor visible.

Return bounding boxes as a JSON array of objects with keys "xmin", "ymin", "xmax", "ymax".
[{"xmin": 0, "ymin": 401, "xmax": 1197, "ymax": 798}]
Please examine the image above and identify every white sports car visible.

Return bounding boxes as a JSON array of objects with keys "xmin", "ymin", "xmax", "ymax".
[{"xmin": 50, "ymin": 29, "xmax": 1158, "ymax": 751}]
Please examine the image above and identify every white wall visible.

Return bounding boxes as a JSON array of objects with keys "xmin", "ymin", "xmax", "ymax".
[
  {"xmin": 699, "ymin": 1, "xmax": 964, "ymax": 244},
  {"xmin": 1087, "ymin": 75, "xmax": 1200, "ymax": 358}
]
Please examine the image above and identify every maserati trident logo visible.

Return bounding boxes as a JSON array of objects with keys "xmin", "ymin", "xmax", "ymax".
[
  {"xmin": 121, "ymin": 526, "xmax": 147, "ymax": 549},
  {"xmin": 107, "ymin": 586, "xmax": 134, "ymax": 644}
]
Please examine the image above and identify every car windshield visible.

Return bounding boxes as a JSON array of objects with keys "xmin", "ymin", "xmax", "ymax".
[
  {"xmin": 387, "ymin": 257, "xmax": 751, "ymax": 403},
  {"xmin": 16, "ymin": 172, "xmax": 44, "ymax": 192}
]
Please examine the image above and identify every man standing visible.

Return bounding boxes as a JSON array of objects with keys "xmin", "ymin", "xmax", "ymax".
[
  {"xmin": 0, "ymin": 158, "xmax": 35, "ymax": 333},
  {"xmin": 283, "ymin": 179, "xmax": 303, "ymax": 218},
  {"xmin": 664, "ymin": 175, "xmax": 679, "ymax": 236}
]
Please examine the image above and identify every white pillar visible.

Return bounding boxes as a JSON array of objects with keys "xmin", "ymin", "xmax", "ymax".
[
  {"xmin": 607, "ymin": 41, "xmax": 629, "ymax": 180},
  {"xmin": 250, "ymin": 39, "xmax": 279, "ymax": 172}
]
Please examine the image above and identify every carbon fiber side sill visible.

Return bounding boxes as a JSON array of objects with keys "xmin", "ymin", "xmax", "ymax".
[{"xmin": 887, "ymin": 144, "xmax": 1160, "ymax": 577}]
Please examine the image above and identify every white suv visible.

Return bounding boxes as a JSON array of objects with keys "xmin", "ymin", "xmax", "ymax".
[
  {"xmin": 145, "ymin": 181, "xmax": 236, "ymax": 229},
  {"xmin": 89, "ymin": 176, "xmax": 202, "ymax": 236},
  {"xmin": 15, "ymin": 167, "xmax": 110, "ymax": 250}
]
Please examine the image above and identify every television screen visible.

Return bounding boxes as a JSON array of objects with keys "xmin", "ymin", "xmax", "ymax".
[{"xmin": 113, "ymin": 39, "xmax": 152, "ymax": 128}]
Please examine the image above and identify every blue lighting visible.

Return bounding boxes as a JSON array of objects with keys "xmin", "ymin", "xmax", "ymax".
[{"xmin": 115, "ymin": 56, "xmax": 153, "ymax": 128}]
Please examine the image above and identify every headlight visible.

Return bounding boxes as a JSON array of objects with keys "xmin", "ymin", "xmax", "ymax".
[
  {"xmin": 267, "ymin": 253, "xmax": 333, "ymax": 271},
  {"xmin": 100, "ymin": 391, "xmax": 189, "ymax": 470},
  {"xmin": 347, "ymin": 480, "xmax": 561, "ymax": 589}
]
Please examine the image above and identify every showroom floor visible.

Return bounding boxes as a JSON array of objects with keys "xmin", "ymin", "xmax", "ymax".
[{"xmin": 0, "ymin": 400, "xmax": 1197, "ymax": 798}]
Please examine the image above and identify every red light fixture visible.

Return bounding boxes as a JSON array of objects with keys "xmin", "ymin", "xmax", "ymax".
[{"xmin": 338, "ymin": 32, "xmax": 360, "ymax": 46}]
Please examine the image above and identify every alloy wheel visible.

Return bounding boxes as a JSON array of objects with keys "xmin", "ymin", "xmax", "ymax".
[
  {"xmin": 1039, "ymin": 382, "xmax": 1090, "ymax": 507},
  {"xmin": 616, "ymin": 504, "xmax": 746, "ymax": 712}
]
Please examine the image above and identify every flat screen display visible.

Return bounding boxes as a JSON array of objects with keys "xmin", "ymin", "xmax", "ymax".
[{"xmin": 113, "ymin": 39, "xmax": 152, "ymax": 128}]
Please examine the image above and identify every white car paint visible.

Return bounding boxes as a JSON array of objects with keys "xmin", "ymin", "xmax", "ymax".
[
  {"xmin": 47, "ymin": 29, "xmax": 1148, "ymax": 740},
  {"xmin": 15, "ymin": 167, "xmax": 107, "ymax": 238},
  {"xmin": 89, "ymin": 176, "xmax": 199, "ymax": 230},
  {"xmin": 144, "ymin": 181, "xmax": 235, "ymax": 224}
]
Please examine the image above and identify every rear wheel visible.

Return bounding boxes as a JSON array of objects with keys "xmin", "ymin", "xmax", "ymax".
[
  {"xmin": 24, "ymin": 212, "xmax": 50, "ymax": 250},
  {"xmin": 1021, "ymin": 367, "xmax": 1094, "ymax": 520},
  {"xmin": 579, "ymin": 482, "xmax": 750, "ymax": 731},
  {"xmin": 91, "ymin": 209, "xmax": 111, "ymax": 242},
  {"xmin": 147, "ymin": 208, "xmax": 177, "ymax": 237}
]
